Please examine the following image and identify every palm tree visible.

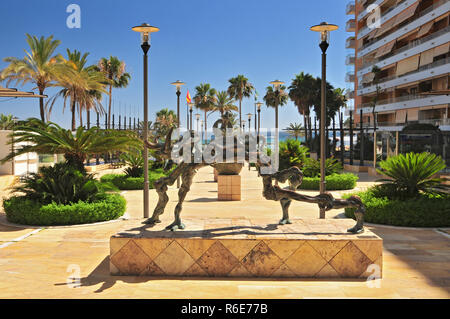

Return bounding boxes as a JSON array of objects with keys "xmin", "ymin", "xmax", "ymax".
[
  {"xmin": 98, "ymin": 56, "xmax": 131, "ymax": 128},
  {"xmin": 263, "ymin": 85, "xmax": 288, "ymax": 130},
  {"xmin": 0, "ymin": 34, "xmax": 63, "ymax": 121},
  {"xmin": 1, "ymin": 119, "xmax": 141, "ymax": 171},
  {"xmin": 194, "ymin": 83, "xmax": 216, "ymax": 139},
  {"xmin": 213, "ymin": 91, "xmax": 238, "ymax": 117},
  {"xmin": 0, "ymin": 114, "xmax": 16, "ymax": 130},
  {"xmin": 154, "ymin": 108, "xmax": 177, "ymax": 138},
  {"xmin": 284, "ymin": 123, "xmax": 304, "ymax": 140},
  {"xmin": 227, "ymin": 75, "xmax": 254, "ymax": 129},
  {"xmin": 288, "ymin": 72, "xmax": 316, "ymax": 143},
  {"xmin": 48, "ymin": 50, "xmax": 106, "ymax": 130}
]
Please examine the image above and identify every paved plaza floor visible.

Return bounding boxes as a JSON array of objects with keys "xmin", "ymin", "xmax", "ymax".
[{"xmin": 0, "ymin": 166, "xmax": 449, "ymax": 298}]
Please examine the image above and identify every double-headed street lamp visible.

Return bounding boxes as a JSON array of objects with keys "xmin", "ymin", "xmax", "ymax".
[
  {"xmin": 310, "ymin": 22, "xmax": 338, "ymax": 219},
  {"xmin": 132, "ymin": 22, "xmax": 159, "ymax": 219}
]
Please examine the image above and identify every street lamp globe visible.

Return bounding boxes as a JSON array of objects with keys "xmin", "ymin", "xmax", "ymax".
[
  {"xmin": 310, "ymin": 22, "xmax": 338, "ymax": 45},
  {"xmin": 246, "ymin": 113, "xmax": 252, "ymax": 120},
  {"xmin": 171, "ymin": 80, "xmax": 185, "ymax": 92},
  {"xmin": 269, "ymin": 80, "xmax": 284, "ymax": 91},
  {"xmin": 132, "ymin": 23, "xmax": 160, "ymax": 44},
  {"xmin": 255, "ymin": 102, "xmax": 263, "ymax": 112}
]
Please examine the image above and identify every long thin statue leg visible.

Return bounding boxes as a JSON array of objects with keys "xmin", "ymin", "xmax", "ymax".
[
  {"xmin": 279, "ymin": 198, "xmax": 292, "ymax": 225},
  {"xmin": 165, "ymin": 164, "xmax": 200, "ymax": 231},
  {"xmin": 143, "ymin": 163, "xmax": 185, "ymax": 225}
]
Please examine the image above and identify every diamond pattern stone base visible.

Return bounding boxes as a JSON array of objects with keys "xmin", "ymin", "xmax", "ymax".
[{"xmin": 110, "ymin": 218, "xmax": 383, "ymax": 279}]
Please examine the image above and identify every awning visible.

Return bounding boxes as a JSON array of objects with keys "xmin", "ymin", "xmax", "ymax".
[
  {"xmin": 374, "ymin": 16, "xmax": 397, "ymax": 38},
  {"xmin": 395, "ymin": 1, "xmax": 420, "ymax": 26},
  {"xmin": 416, "ymin": 21, "xmax": 434, "ymax": 38},
  {"xmin": 365, "ymin": 29, "xmax": 378, "ymax": 40},
  {"xmin": 420, "ymin": 48, "xmax": 435, "ymax": 66},
  {"xmin": 0, "ymin": 87, "xmax": 47, "ymax": 98},
  {"xmin": 434, "ymin": 43, "xmax": 450, "ymax": 57},
  {"xmin": 396, "ymin": 54, "xmax": 420, "ymax": 76},
  {"xmin": 362, "ymin": 72, "xmax": 376, "ymax": 84},
  {"xmin": 374, "ymin": 40, "xmax": 396, "ymax": 59}
]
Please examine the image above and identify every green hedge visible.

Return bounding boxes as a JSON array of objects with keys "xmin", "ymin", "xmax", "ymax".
[
  {"xmin": 3, "ymin": 193, "xmax": 126, "ymax": 226},
  {"xmin": 344, "ymin": 189, "xmax": 450, "ymax": 227},
  {"xmin": 100, "ymin": 170, "xmax": 167, "ymax": 190},
  {"xmin": 298, "ymin": 173, "xmax": 358, "ymax": 190}
]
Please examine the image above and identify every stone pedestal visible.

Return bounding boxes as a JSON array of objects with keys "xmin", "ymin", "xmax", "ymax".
[
  {"xmin": 110, "ymin": 218, "xmax": 383, "ymax": 279},
  {"xmin": 217, "ymin": 175, "xmax": 241, "ymax": 201}
]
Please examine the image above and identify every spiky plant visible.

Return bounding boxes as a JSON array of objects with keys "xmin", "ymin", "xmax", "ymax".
[{"xmin": 376, "ymin": 152, "xmax": 448, "ymax": 198}]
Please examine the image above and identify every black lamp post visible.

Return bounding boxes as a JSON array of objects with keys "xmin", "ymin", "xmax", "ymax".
[
  {"xmin": 310, "ymin": 22, "xmax": 338, "ymax": 219},
  {"xmin": 195, "ymin": 113, "xmax": 200, "ymax": 135},
  {"xmin": 256, "ymin": 102, "xmax": 262, "ymax": 140},
  {"xmin": 171, "ymin": 80, "xmax": 185, "ymax": 189},
  {"xmin": 132, "ymin": 22, "xmax": 159, "ymax": 219},
  {"xmin": 188, "ymin": 103, "xmax": 194, "ymax": 131},
  {"xmin": 171, "ymin": 80, "xmax": 185, "ymax": 131}
]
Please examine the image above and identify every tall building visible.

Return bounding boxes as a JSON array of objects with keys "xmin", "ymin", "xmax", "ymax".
[{"xmin": 346, "ymin": 0, "xmax": 449, "ymax": 170}]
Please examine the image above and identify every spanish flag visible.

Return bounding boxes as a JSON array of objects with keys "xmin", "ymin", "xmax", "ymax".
[{"xmin": 186, "ymin": 90, "xmax": 192, "ymax": 104}]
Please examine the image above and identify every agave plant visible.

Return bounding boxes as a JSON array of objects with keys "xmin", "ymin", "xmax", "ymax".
[
  {"xmin": 376, "ymin": 152, "xmax": 448, "ymax": 198},
  {"xmin": 14, "ymin": 162, "xmax": 99, "ymax": 205},
  {"xmin": 302, "ymin": 157, "xmax": 343, "ymax": 178},
  {"xmin": 278, "ymin": 139, "xmax": 309, "ymax": 171},
  {"xmin": 121, "ymin": 150, "xmax": 144, "ymax": 177}
]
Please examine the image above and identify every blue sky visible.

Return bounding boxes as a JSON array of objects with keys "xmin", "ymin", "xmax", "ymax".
[{"xmin": 0, "ymin": 0, "xmax": 351, "ymax": 130}]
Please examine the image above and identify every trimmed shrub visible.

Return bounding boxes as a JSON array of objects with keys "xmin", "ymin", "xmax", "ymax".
[
  {"xmin": 3, "ymin": 193, "xmax": 126, "ymax": 226},
  {"xmin": 298, "ymin": 173, "xmax": 358, "ymax": 190},
  {"xmin": 100, "ymin": 170, "xmax": 167, "ymax": 190},
  {"xmin": 344, "ymin": 188, "xmax": 450, "ymax": 227}
]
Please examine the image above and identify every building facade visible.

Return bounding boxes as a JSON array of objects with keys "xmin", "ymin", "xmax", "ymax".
[{"xmin": 346, "ymin": 0, "xmax": 449, "ymax": 170}]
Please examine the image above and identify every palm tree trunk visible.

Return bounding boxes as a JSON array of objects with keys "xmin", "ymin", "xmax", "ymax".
[
  {"xmin": 79, "ymin": 105, "xmax": 83, "ymax": 128},
  {"xmin": 239, "ymin": 98, "xmax": 242, "ymax": 130},
  {"xmin": 108, "ymin": 85, "xmax": 112, "ymax": 129},
  {"xmin": 87, "ymin": 110, "xmax": 90, "ymax": 129},
  {"xmin": 39, "ymin": 88, "xmax": 45, "ymax": 122},
  {"xmin": 204, "ymin": 111, "xmax": 207, "ymax": 143},
  {"xmin": 275, "ymin": 104, "xmax": 279, "ymax": 130},
  {"xmin": 71, "ymin": 100, "xmax": 76, "ymax": 131}
]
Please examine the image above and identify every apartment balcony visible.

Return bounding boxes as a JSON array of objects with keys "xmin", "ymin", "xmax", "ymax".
[
  {"xmin": 357, "ymin": 57, "xmax": 449, "ymax": 95},
  {"xmin": 358, "ymin": 0, "xmax": 450, "ymax": 58},
  {"xmin": 346, "ymin": 19, "xmax": 356, "ymax": 32},
  {"xmin": 358, "ymin": 0, "xmax": 418, "ymax": 39},
  {"xmin": 346, "ymin": 90, "xmax": 356, "ymax": 99},
  {"xmin": 358, "ymin": 25, "xmax": 450, "ymax": 76},
  {"xmin": 346, "ymin": 37, "xmax": 356, "ymax": 49},
  {"xmin": 357, "ymin": 0, "xmax": 385, "ymax": 21},
  {"xmin": 346, "ymin": 1, "xmax": 356, "ymax": 15},
  {"xmin": 346, "ymin": 72, "xmax": 356, "ymax": 82},
  {"xmin": 359, "ymin": 93, "xmax": 450, "ymax": 114},
  {"xmin": 346, "ymin": 54, "xmax": 356, "ymax": 65}
]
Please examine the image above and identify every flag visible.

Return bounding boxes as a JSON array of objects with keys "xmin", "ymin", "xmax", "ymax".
[{"xmin": 186, "ymin": 90, "xmax": 192, "ymax": 104}]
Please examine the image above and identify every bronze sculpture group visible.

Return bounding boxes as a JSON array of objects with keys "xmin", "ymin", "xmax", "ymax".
[{"xmin": 144, "ymin": 118, "xmax": 365, "ymax": 234}]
